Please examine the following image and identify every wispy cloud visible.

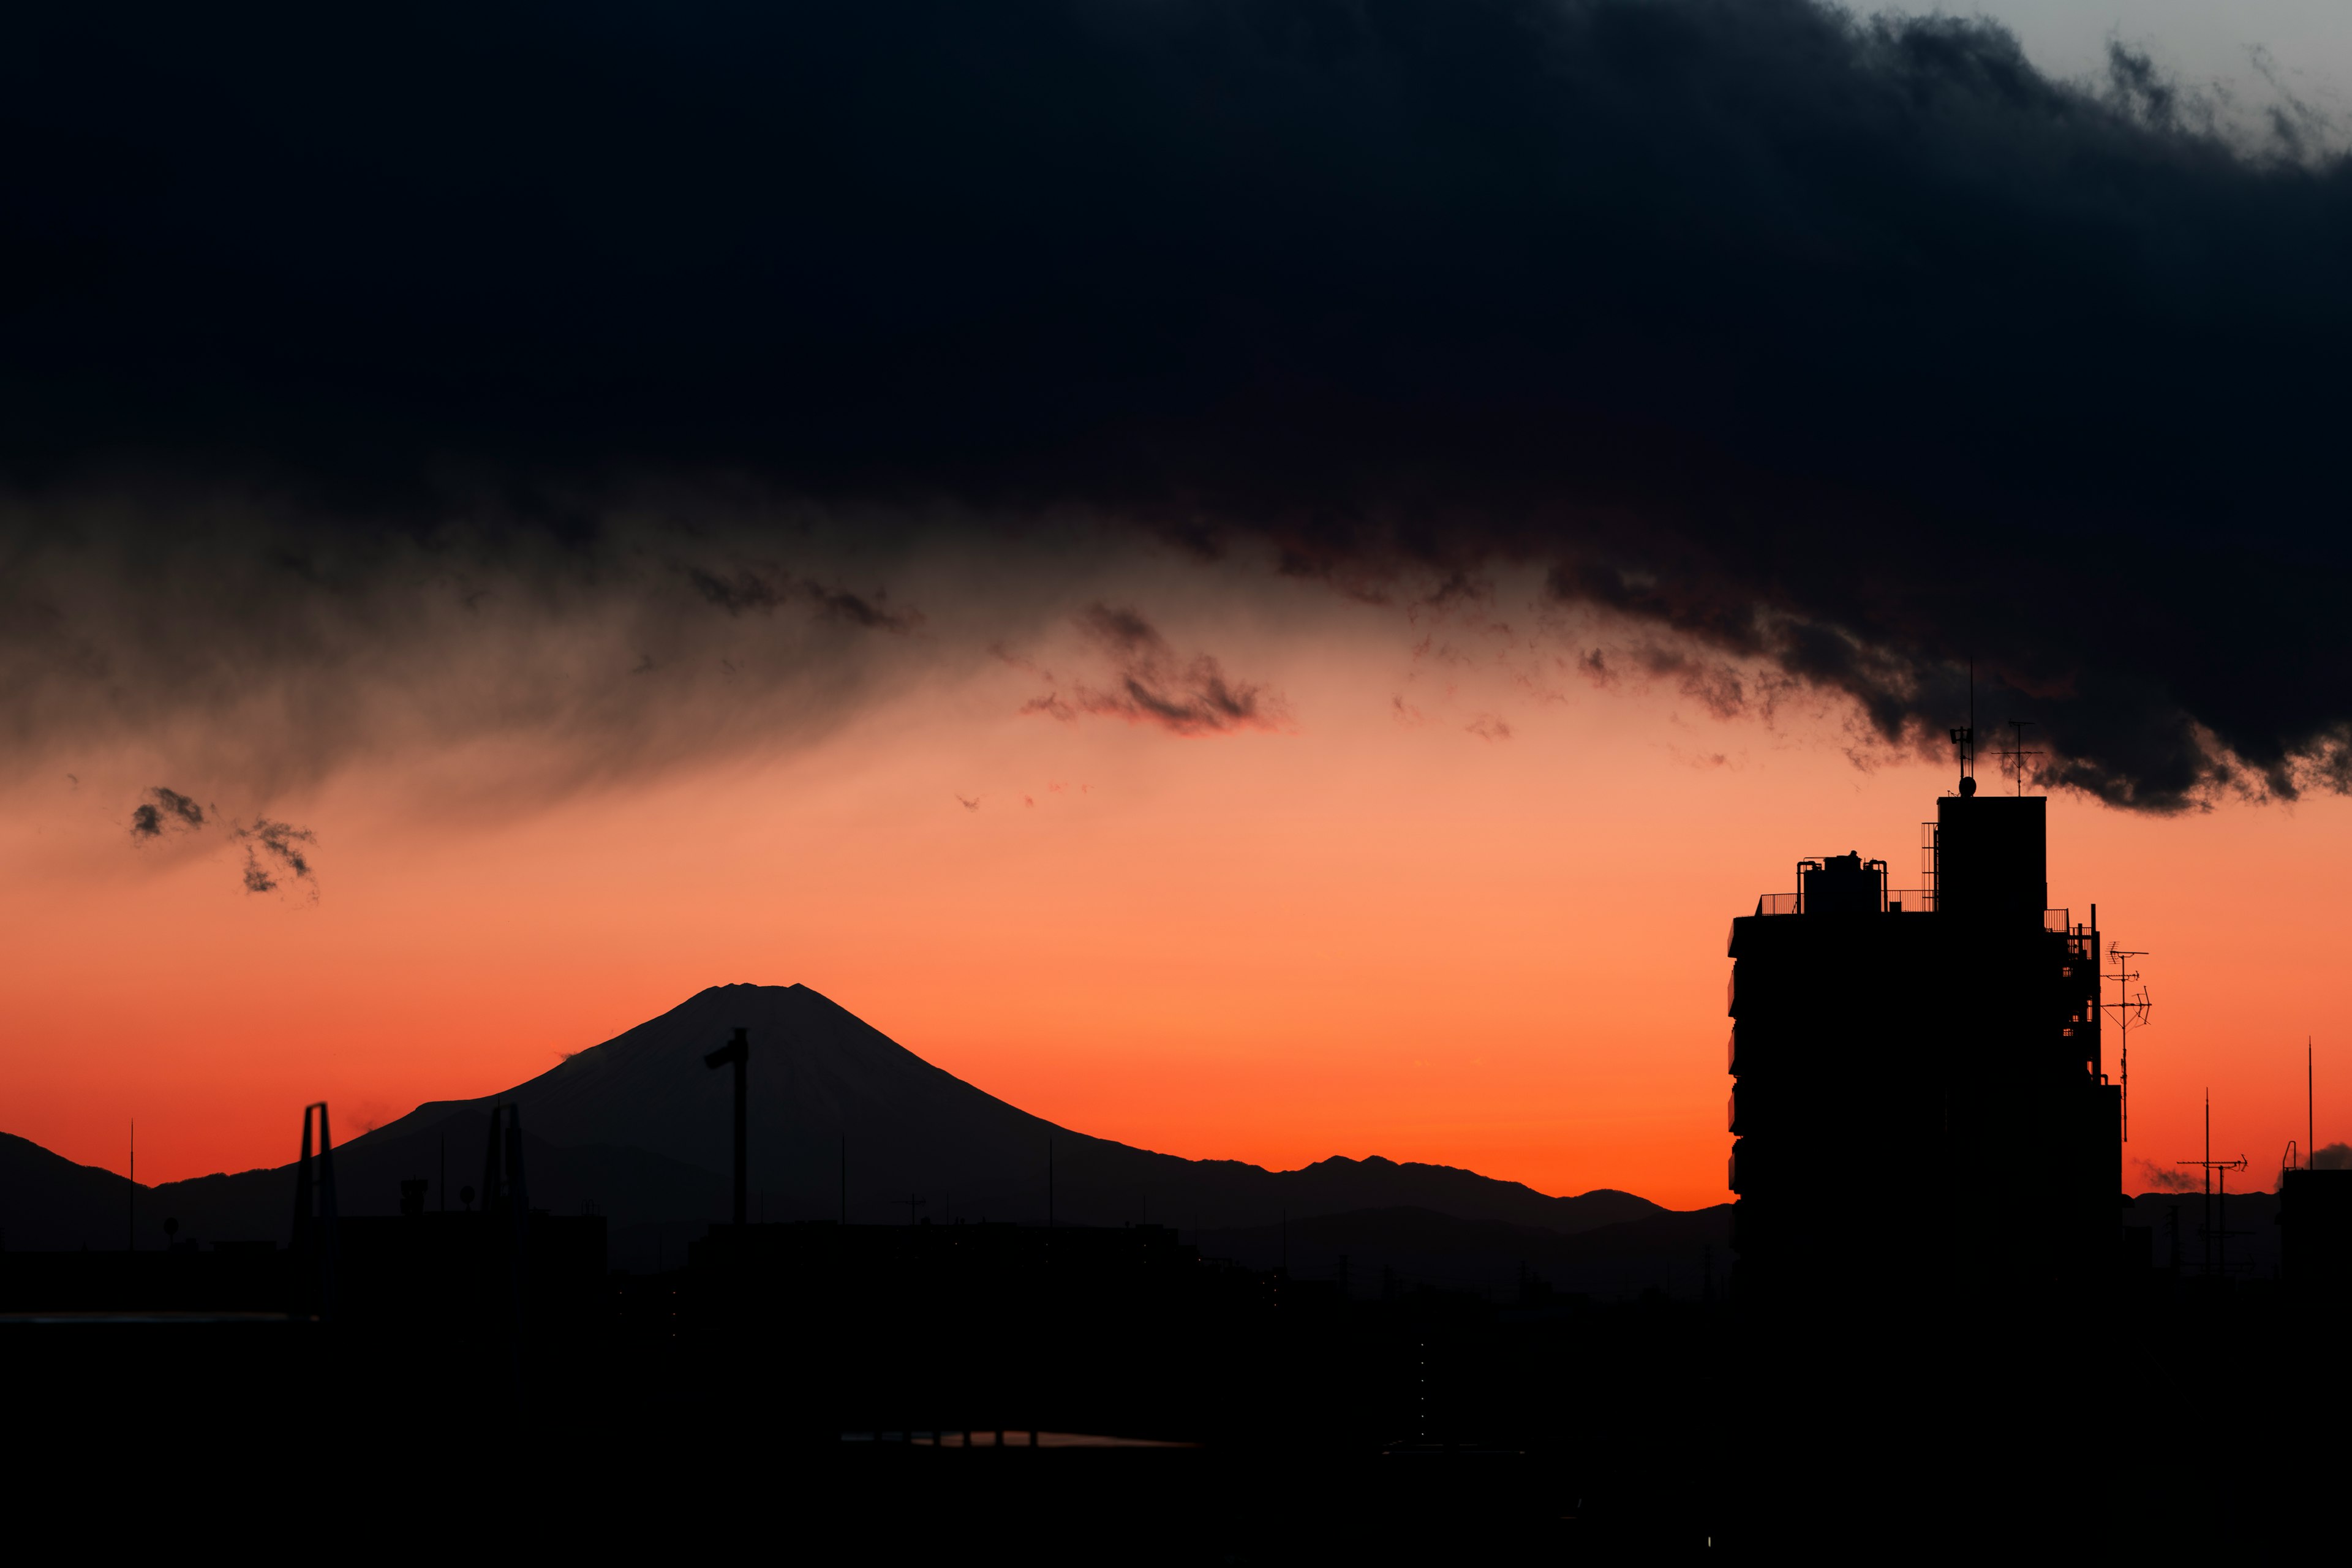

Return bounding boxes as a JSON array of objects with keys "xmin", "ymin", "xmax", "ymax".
[
  {"xmin": 124, "ymin": 783, "xmax": 320, "ymax": 897},
  {"xmin": 2133, "ymin": 1159, "xmax": 2203, "ymax": 1193},
  {"xmin": 688, "ymin": 564, "xmax": 919, "ymax": 632},
  {"xmin": 129, "ymin": 785, "xmax": 206, "ymax": 840},
  {"xmin": 233, "ymin": 816, "xmax": 318, "ymax": 897},
  {"xmin": 1465, "ymin": 714, "xmax": 1512, "ymax": 743},
  {"xmin": 1020, "ymin": 605, "xmax": 1285, "ymax": 737}
]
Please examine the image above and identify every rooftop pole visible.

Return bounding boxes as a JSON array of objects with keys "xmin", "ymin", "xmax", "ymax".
[
  {"xmin": 2105, "ymin": 941, "xmax": 2151, "ymax": 1142},
  {"xmin": 2174, "ymin": 1091, "xmax": 2245, "ymax": 1279},
  {"xmin": 701, "ymin": 1025, "xmax": 748, "ymax": 1232},
  {"xmin": 703, "ymin": 1028, "xmax": 749, "ymax": 1227},
  {"xmin": 293, "ymin": 1106, "xmax": 315, "ymax": 1251},
  {"xmin": 316, "ymin": 1102, "xmax": 339, "ymax": 1323}
]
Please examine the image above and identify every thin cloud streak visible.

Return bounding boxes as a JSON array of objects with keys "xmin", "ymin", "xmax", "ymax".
[{"xmin": 1020, "ymin": 605, "xmax": 1286, "ymax": 737}]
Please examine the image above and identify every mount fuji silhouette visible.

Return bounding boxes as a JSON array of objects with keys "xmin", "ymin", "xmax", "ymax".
[{"xmin": 7, "ymin": 984, "xmax": 1676, "ymax": 1268}]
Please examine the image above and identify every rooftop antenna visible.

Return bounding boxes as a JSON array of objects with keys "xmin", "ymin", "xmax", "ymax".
[
  {"xmin": 1949, "ymin": 658, "xmax": 1977, "ymax": 796},
  {"xmin": 2103, "ymin": 943, "xmax": 2152, "ymax": 1141},
  {"xmin": 127, "ymin": 1118, "xmax": 134, "ymax": 1254},
  {"xmin": 2309, "ymin": 1038, "xmax": 2315, "ymax": 1170},
  {"xmin": 2176, "ymin": 1089, "xmax": 2247, "ymax": 1278},
  {"xmin": 1994, "ymin": 719, "xmax": 2041, "ymax": 796}
]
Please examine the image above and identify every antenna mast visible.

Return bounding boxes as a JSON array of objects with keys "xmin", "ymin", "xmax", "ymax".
[
  {"xmin": 1993, "ymin": 720, "xmax": 2041, "ymax": 796},
  {"xmin": 2176, "ymin": 1090, "xmax": 2247, "ymax": 1278},
  {"xmin": 2103, "ymin": 946, "xmax": 2152, "ymax": 1140},
  {"xmin": 1948, "ymin": 658, "xmax": 1977, "ymax": 796}
]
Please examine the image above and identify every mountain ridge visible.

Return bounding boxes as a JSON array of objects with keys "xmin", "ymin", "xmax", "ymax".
[{"xmin": 6, "ymin": 983, "xmax": 1683, "ymax": 1261}]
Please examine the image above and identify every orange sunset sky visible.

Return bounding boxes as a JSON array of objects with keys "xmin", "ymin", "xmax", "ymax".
[{"xmin": 5, "ymin": 560, "xmax": 2343, "ymax": 1211}]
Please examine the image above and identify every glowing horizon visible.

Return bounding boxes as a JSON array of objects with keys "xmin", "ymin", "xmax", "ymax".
[{"xmin": 7, "ymin": 582, "xmax": 2346, "ymax": 1213}]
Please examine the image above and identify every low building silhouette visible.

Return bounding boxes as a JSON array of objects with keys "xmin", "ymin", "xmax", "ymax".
[
  {"xmin": 2277, "ymin": 1167, "xmax": 2352, "ymax": 1293},
  {"xmin": 1, "ymin": 1102, "xmax": 606, "ymax": 1352}
]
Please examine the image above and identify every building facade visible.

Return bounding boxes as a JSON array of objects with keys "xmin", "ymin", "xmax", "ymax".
[{"xmin": 1727, "ymin": 792, "xmax": 2119, "ymax": 1297}]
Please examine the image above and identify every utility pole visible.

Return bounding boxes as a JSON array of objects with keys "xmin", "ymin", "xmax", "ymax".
[
  {"xmin": 703, "ymin": 1027, "xmax": 748, "ymax": 1228},
  {"xmin": 2103, "ymin": 944, "xmax": 2152, "ymax": 1141}
]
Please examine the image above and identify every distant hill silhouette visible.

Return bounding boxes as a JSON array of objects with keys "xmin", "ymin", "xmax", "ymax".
[
  {"xmin": 4, "ymin": 984, "xmax": 1679, "ymax": 1264},
  {"xmin": 1, "ymin": 1132, "xmax": 136, "ymax": 1251},
  {"xmin": 0, "ymin": 1120, "xmax": 727, "ymax": 1257}
]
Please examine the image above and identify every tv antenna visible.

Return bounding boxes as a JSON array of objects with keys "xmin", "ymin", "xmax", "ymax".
[
  {"xmin": 2102, "ymin": 945, "xmax": 2152, "ymax": 1141},
  {"xmin": 1948, "ymin": 658, "xmax": 1977, "ymax": 796},
  {"xmin": 1993, "ymin": 719, "xmax": 2041, "ymax": 795},
  {"xmin": 2175, "ymin": 1090, "xmax": 2247, "ymax": 1278}
]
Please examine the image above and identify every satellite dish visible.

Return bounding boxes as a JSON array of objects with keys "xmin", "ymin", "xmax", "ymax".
[{"xmin": 1959, "ymin": 775, "xmax": 1977, "ymax": 797}]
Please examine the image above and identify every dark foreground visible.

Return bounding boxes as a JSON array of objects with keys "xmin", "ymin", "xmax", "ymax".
[{"xmin": 5, "ymin": 1230, "xmax": 2340, "ymax": 1556}]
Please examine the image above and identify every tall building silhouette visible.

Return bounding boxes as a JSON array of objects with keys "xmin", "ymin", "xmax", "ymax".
[{"xmin": 1727, "ymin": 783, "xmax": 2117, "ymax": 1296}]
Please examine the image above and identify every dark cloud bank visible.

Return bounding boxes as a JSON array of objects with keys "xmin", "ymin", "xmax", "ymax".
[{"xmin": 6, "ymin": 0, "xmax": 2351, "ymax": 808}]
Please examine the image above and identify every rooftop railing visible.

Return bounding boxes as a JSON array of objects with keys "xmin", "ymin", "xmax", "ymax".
[
  {"xmin": 1751, "ymin": 887, "xmax": 1938, "ymax": 916},
  {"xmin": 1748, "ymin": 894, "xmax": 2095, "ymax": 934}
]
